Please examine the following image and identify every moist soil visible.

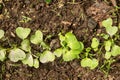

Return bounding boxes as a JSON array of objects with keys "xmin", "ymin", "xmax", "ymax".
[{"xmin": 0, "ymin": 0, "xmax": 120, "ymax": 80}]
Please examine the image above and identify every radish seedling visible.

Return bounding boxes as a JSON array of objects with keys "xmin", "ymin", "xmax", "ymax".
[
  {"xmin": 15, "ymin": 27, "xmax": 31, "ymax": 40},
  {"xmin": 30, "ymin": 30, "xmax": 43, "ymax": 44},
  {"xmin": 102, "ymin": 17, "xmax": 118, "ymax": 37},
  {"xmin": 30, "ymin": 30, "xmax": 50, "ymax": 50},
  {"xmin": 80, "ymin": 47, "xmax": 99, "ymax": 69},
  {"xmin": 55, "ymin": 32, "xmax": 84, "ymax": 61},
  {"xmin": 81, "ymin": 58, "xmax": 98, "ymax": 69},
  {"xmin": 91, "ymin": 37, "xmax": 99, "ymax": 51},
  {"xmin": 8, "ymin": 48, "xmax": 26, "ymax": 62}
]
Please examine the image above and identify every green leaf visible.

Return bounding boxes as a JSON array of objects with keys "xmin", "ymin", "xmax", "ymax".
[
  {"xmin": 111, "ymin": 45, "xmax": 120, "ymax": 56},
  {"xmin": 0, "ymin": 29, "xmax": 4, "ymax": 39},
  {"xmin": 22, "ymin": 53, "xmax": 33, "ymax": 67},
  {"xmin": 45, "ymin": 0, "xmax": 52, "ymax": 4},
  {"xmin": 106, "ymin": 26, "xmax": 118, "ymax": 36},
  {"xmin": 90, "ymin": 59, "xmax": 99, "ymax": 69},
  {"xmin": 102, "ymin": 18, "xmax": 112, "ymax": 28},
  {"xmin": 81, "ymin": 58, "xmax": 91, "ymax": 67},
  {"xmin": 65, "ymin": 32, "xmax": 81, "ymax": 49},
  {"xmin": 91, "ymin": 38, "xmax": 99, "ymax": 49},
  {"xmin": 9, "ymin": 48, "xmax": 26, "ymax": 62},
  {"xmin": 65, "ymin": 32, "xmax": 78, "ymax": 43},
  {"xmin": 21, "ymin": 39, "xmax": 31, "ymax": 52},
  {"xmin": 30, "ymin": 30, "xmax": 43, "ymax": 44},
  {"xmin": 58, "ymin": 33, "xmax": 66, "ymax": 47},
  {"xmin": 40, "ymin": 50, "xmax": 55, "ymax": 63},
  {"xmin": 63, "ymin": 50, "xmax": 80, "ymax": 61},
  {"xmin": 53, "ymin": 48, "xmax": 64, "ymax": 57},
  {"xmin": 105, "ymin": 40, "xmax": 112, "ymax": 51},
  {"xmin": 81, "ymin": 58, "xmax": 98, "ymax": 69},
  {"xmin": 33, "ymin": 58, "xmax": 39, "ymax": 68},
  {"xmin": 67, "ymin": 41, "xmax": 81, "ymax": 50},
  {"xmin": 105, "ymin": 51, "xmax": 111, "ymax": 59},
  {"xmin": 0, "ymin": 49, "xmax": 6, "ymax": 61},
  {"xmin": 15, "ymin": 27, "xmax": 31, "ymax": 39},
  {"xmin": 79, "ymin": 42, "xmax": 84, "ymax": 52}
]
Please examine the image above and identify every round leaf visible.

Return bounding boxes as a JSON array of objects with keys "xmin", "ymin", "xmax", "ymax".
[
  {"xmin": 90, "ymin": 59, "xmax": 98, "ymax": 69},
  {"xmin": 111, "ymin": 45, "xmax": 120, "ymax": 56},
  {"xmin": 81, "ymin": 58, "xmax": 98, "ymax": 69},
  {"xmin": 22, "ymin": 53, "xmax": 33, "ymax": 67},
  {"xmin": 15, "ymin": 27, "xmax": 31, "ymax": 39},
  {"xmin": 106, "ymin": 26, "xmax": 118, "ymax": 36},
  {"xmin": 65, "ymin": 32, "xmax": 78, "ymax": 43},
  {"xmin": 105, "ymin": 51, "xmax": 111, "ymax": 59},
  {"xmin": 81, "ymin": 58, "xmax": 92, "ymax": 67},
  {"xmin": 21, "ymin": 39, "xmax": 31, "ymax": 52},
  {"xmin": 105, "ymin": 40, "xmax": 111, "ymax": 51},
  {"xmin": 102, "ymin": 18, "xmax": 112, "ymax": 28},
  {"xmin": 63, "ymin": 50, "xmax": 80, "ymax": 61},
  {"xmin": 0, "ymin": 49, "xmax": 6, "ymax": 61},
  {"xmin": 0, "ymin": 29, "xmax": 4, "ymax": 39},
  {"xmin": 9, "ymin": 48, "xmax": 26, "ymax": 62},
  {"xmin": 67, "ymin": 41, "xmax": 81, "ymax": 50},
  {"xmin": 40, "ymin": 51, "xmax": 55, "ymax": 63},
  {"xmin": 65, "ymin": 32, "xmax": 81, "ymax": 49},
  {"xmin": 91, "ymin": 38, "xmax": 99, "ymax": 49},
  {"xmin": 53, "ymin": 48, "xmax": 63, "ymax": 57},
  {"xmin": 30, "ymin": 30, "xmax": 43, "ymax": 44},
  {"xmin": 33, "ymin": 59, "xmax": 39, "ymax": 68}
]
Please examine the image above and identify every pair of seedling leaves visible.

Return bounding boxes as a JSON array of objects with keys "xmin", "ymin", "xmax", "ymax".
[
  {"xmin": 104, "ymin": 40, "xmax": 120, "ymax": 59},
  {"xmin": 102, "ymin": 18, "xmax": 120, "ymax": 59},
  {"xmin": 81, "ymin": 57, "xmax": 98, "ymax": 69},
  {"xmin": 81, "ymin": 38, "xmax": 99, "ymax": 69},
  {"xmin": 102, "ymin": 17, "xmax": 118, "ymax": 37}
]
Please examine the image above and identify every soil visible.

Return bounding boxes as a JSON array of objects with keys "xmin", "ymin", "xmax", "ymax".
[{"xmin": 0, "ymin": 0, "xmax": 120, "ymax": 80}]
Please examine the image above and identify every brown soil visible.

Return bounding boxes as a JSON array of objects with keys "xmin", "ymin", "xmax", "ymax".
[{"xmin": 0, "ymin": 0, "xmax": 120, "ymax": 80}]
